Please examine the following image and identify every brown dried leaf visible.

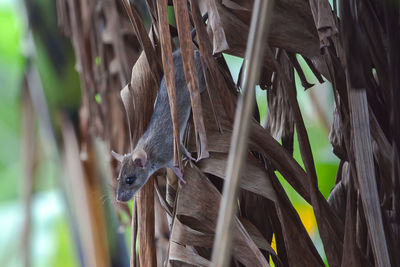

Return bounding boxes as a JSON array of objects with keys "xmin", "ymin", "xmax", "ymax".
[
  {"xmin": 287, "ymin": 52, "xmax": 314, "ymax": 90},
  {"xmin": 207, "ymin": 0, "xmax": 277, "ymax": 70},
  {"xmin": 268, "ymin": 169, "xmax": 325, "ymax": 267},
  {"xmin": 172, "ymin": 217, "xmax": 215, "ymax": 248},
  {"xmin": 208, "ymin": 0, "xmax": 322, "ymax": 65},
  {"xmin": 157, "ymin": 0, "xmax": 181, "ymax": 168},
  {"xmin": 341, "ymin": 178, "xmax": 373, "ymax": 267},
  {"xmin": 120, "ymin": 51, "xmax": 158, "ymax": 145},
  {"xmin": 222, "ymin": 0, "xmax": 250, "ymax": 11},
  {"xmin": 264, "ymin": 49, "xmax": 295, "ymax": 156},
  {"xmin": 190, "ymin": 0, "xmax": 236, "ymax": 125},
  {"xmin": 136, "ymin": 177, "xmax": 157, "ymax": 266},
  {"xmin": 121, "ymin": 0, "xmax": 162, "ymax": 84},
  {"xmin": 356, "ymin": 0, "xmax": 390, "ymax": 106},
  {"xmin": 370, "ymin": 110, "xmax": 393, "ymax": 206},
  {"xmin": 206, "ymin": 0, "xmax": 229, "ymax": 54},
  {"xmin": 328, "ymin": 161, "xmax": 349, "ymax": 221},
  {"xmin": 347, "ymin": 88, "xmax": 391, "ymax": 266},
  {"xmin": 239, "ymin": 217, "xmax": 276, "ymax": 255},
  {"xmin": 302, "ymin": 56, "xmax": 325, "ymax": 84},
  {"xmin": 249, "ymin": 123, "xmax": 311, "ymax": 204},
  {"xmin": 329, "ymin": 96, "xmax": 348, "ymax": 160},
  {"xmin": 169, "ymin": 242, "xmax": 211, "ymax": 267},
  {"xmin": 173, "ymin": 0, "xmax": 209, "ymax": 160},
  {"xmin": 170, "ymin": 166, "xmax": 270, "ymax": 266},
  {"xmin": 279, "ymin": 57, "xmax": 345, "ymax": 266},
  {"xmin": 120, "ymin": 84, "xmax": 135, "ymax": 151},
  {"xmin": 308, "ymin": 0, "xmax": 338, "ymax": 48},
  {"xmin": 339, "ymin": 0, "xmax": 369, "ymax": 88},
  {"xmin": 197, "ymin": 152, "xmax": 277, "ymax": 202}
]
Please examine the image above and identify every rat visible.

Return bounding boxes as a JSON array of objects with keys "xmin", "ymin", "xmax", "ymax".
[{"xmin": 112, "ymin": 50, "xmax": 206, "ymax": 202}]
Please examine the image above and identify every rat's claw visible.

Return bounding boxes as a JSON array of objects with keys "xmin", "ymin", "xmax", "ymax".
[
  {"xmin": 184, "ymin": 151, "xmax": 196, "ymax": 161},
  {"xmin": 182, "ymin": 156, "xmax": 194, "ymax": 168},
  {"xmin": 181, "ymin": 145, "xmax": 196, "ymax": 168},
  {"xmin": 172, "ymin": 166, "xmax": 186, "ymax": 188}
]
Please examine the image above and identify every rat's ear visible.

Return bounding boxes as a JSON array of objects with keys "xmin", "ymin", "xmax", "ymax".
[
  {"xmin": 132, "ymin": 149, "xmax": 147, "ymax": 168},
  {"xmin": 111, "ymin": 151, "xmax": 124, "ymax": 162}
]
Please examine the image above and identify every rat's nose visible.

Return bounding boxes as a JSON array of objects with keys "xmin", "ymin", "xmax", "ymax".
[
  {"xmin": 116, "ymin": 194, "xmax": 123, "ymax": 203},
  {"xmin": 115, "ymin": 191, "xmax": 126, "ymax": 203},
  {"xmin": 116, "ymin": 190, "xmax": 134, "ymax": 202}
]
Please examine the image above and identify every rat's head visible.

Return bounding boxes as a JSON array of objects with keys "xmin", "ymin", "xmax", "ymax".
[{"xmin": 112, "ymin": 149, "xmax": 150, "ymax": 202}]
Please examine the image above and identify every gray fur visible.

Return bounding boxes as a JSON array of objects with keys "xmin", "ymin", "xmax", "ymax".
[{"xmin": 116, "ymin": 50, "xmax": 206, "ymax": 202}]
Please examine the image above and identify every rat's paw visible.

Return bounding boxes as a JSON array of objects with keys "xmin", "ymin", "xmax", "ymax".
[
  {"xmin": 183, "ymin": 155, "xmax": 195, "ymax": 168},
  {"xmin": 181, "ymin": 145, "xmax": 196, "ymax": 168}
]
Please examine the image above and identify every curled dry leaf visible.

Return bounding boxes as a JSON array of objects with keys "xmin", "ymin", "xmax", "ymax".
[
  {"xmin": 264, "ymin": 49, "xmax": 295, "ymax": 156},
  {"xmin": 169, "ymin": 241, "xmax": 211, "ymax": 267},
  {"xmin": 121, "ymin": 0, "xmax": 162, "ymax": 84},
  {"xmin": 341, "ymin": 176, "xmax": 373, "ymax": 267},
  {"xmin": 286, "ymin": 52, "xmax": 314, "ymax": 90},
  {"xmin": 190, "ymin": 0, "xmax": 236, "ymax": 125},
  {"xmin": 329, "ymin": 98, "xmax": 347, "ymax": 160},
  {"xmin": 328, "ymin": 161, "xmax": 349, "ymax": 221},
  {"xmin": 121, "ymin": 51, "xmax": 158, "ymax": 145},
  {"xmin": 250, "ymin": 123, "xmax": 311, "ymax": 204},
  {"xmin": 206, "ymin": 0, "xmax": 322, "ymax": 69},
  {"xmin": 278, "ymin": 59, "xmax": 344, "ymax": 266},
  {"xmin": 308, "ymin": 0, "xmax": 338, "ymax": 49},
  {"xmin": 207, "ymin": 0, "xmax": 277, "ymax": 70},
  {"xmin": 370, "ymin": 111, "xmax": 393, "ymax": 205},
  {"xmin": 197, "ymin": 152, "xmax": 277, "ymax": 202},
  {"xmin": 268, "ymin": 169, "xmax": 325, "ymax": 267},
  {"xmin": 239, "ymin": 217, "xmax": 276, "ymax": 255},
  {"xmin": 206, "ymin": 0, "xmax": 229, "ymax": 54},
  {"xmin": 170, "ymin": 166, "xmax": 270, "ymax": 267}
]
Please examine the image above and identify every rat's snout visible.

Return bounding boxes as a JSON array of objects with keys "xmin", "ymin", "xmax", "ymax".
[
  {"xmin": 116, "ymin": 186, "xmax": 134, "ymax": 202},
  {"xmin": 116, "ymin": 190, "xmax": 134, "ymax": 202}
]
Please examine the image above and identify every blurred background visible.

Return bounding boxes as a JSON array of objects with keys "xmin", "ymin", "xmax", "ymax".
[
  {"xmin": 0, "ymin": 0, "xmax": 337, "ymax": 266},
  {"xmin": 0, "ymin": 0, "xmax": 80, "ymax": 266}
]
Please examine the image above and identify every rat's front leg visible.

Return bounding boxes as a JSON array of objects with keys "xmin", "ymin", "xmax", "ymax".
[{"xmin": 172, "ymin": 166, "xmax": 186, "ymax": 188}]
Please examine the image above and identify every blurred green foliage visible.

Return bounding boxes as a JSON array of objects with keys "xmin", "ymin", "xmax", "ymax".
[
  {"xmin": 0, "ymin": 3, "xmax": 25, "ymax": 202},
  {"xmin": 0, "ymin": 1, "xmax": 78, "ymax": 266}
]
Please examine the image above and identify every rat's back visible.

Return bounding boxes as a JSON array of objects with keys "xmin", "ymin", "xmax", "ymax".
[{"xmin": 138, "ymin": 50, "xmax": 205, "ymax": 168}]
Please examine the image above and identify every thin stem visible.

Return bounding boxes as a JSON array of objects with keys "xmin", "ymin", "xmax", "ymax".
[{"xmin": 210, "ymin": 0, "xmax": 275, "ymax": 266}]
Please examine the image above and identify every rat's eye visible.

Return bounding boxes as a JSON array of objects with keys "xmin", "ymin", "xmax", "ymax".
[{"xmin": 125, "ymin": 176, "xmax": 135, "ymax": 185}]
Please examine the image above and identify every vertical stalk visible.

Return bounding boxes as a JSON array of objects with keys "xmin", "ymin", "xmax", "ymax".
[
  {"xmin": 22, "ymin": 87, "xmax": 35, "ymax": 267},
  {"xmin": 210, "ymin": 0, "xmax": 274, "ymax": 266},
  {"xmin": 136, "ymin": 177, "xmax": 157, "ymax": 267},
  {"xmin": 348, "ymin": 88, "xmax": 391, "ymax": 267},
  {"xmin": 130, "ymin": 202, "xmax": 137, "ymax": 267}
]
